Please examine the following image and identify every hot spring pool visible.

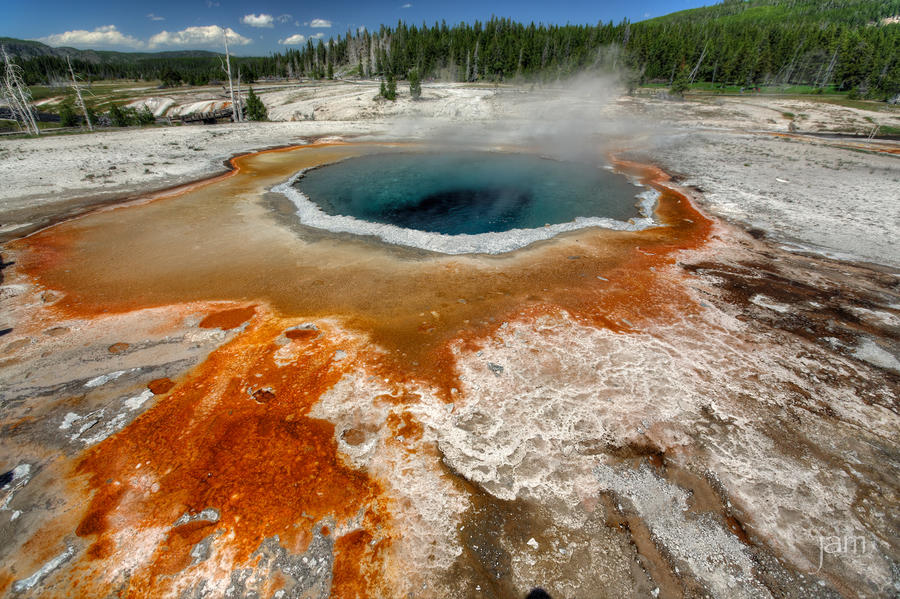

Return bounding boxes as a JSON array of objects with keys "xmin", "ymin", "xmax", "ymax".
[{"xmin": 273, "ymin": 150, "xmax": 658, "ymax": 254}]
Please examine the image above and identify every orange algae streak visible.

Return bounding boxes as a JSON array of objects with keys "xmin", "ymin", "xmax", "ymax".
[
  {"xmin": 69, "ymin": 313, "xmax": 389, "ymax": 596},
  {"xmin": 147, "ymin": 377, "xmax": 175, "ymax": 394},
  {"xmin": 285, "ymin": 328, "xmax": 319, "ymax": 340},
  {"xmin": 332, "ymin": 528, "xmax": 391, "ymax": 599},
  {"xmin": 198, "ymin": 306, "xmax": 257, "ymax": 329}
]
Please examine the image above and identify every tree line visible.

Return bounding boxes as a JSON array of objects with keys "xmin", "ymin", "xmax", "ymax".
[{"xmin": 6, "ymin": 1, "xmax": 900, "ymax": 100}]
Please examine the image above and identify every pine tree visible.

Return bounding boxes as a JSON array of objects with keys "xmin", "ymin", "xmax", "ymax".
[
  {"xmin": 670, "ymin": 66, "xmax": 691, "ymax": 96},
  {"xmin": 137, "ymin": 105, "xmax": 155, "ymax": 125},
  {"xmin": 244, "ymin": 87, "xmax": 268, "ymax": 121},
  {"xmin": 108, "ymin": 103, "xmax": 131, "ymax": 127},
  {"xmin": 409, "ymin": 67, "xmax": 421, "ymax": 99},
  {"xmin": 160, "ymin": 68, "xmax": 181, "ymax": 88},
  {"xmin": 59, "ymin": 101, "xmax": 78, "ymax": 127},
  {"xmin": 382, "ymin": 71, "xmax": 397, "ymax": 100}
]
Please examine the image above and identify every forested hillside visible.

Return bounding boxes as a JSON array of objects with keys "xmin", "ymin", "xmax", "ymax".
[
  {"xmin": 3, "ymin": 0, "xmax": 899, "ymax": 99},
  {"xmin": 648, "ymin": 0, "xmax": 900, "ymax": 26}
]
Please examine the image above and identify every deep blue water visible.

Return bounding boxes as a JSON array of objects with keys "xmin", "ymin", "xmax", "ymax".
[{"xmin": 294, "ymin": 151, "xmax": 641, "ymax": 236}]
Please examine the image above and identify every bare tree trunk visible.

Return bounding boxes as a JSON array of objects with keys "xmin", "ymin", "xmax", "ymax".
[
  {"xmin": 688, "ymin": 40, "xmax": 709, "ymax": 84},
  {"xmin": 876, "ymin": 58, "xmax": 892, "ymax": 88},
  {"xmin": 865, "ymin": 124, "xmax": 877, "ymax": 140},
  {"xmin": 0, "ymin": 59, "xmax": 26, "ymax": 134},
  {"xmin": 222, "ymin": 31, "xmax": 241, "ymax": 122},
  {"xmin": 2, "ymin": 46, "xmax": 39, "ymax": 135},
  {"xmin": 782, "ymin": 39, "xmax": 805, "ymax": 85},
  {"xmin": 235, "ymin": 68, "xmax": 242, "ymax": 122},
  {"xmin": 66, "ymin": 56, "xmax": 92, "ymax": 131},
  {"xmin": 818, "ymin": 49, "xmax": 838, "ymax": 89}
]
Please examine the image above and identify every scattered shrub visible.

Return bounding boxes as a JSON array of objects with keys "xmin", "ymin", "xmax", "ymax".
[{"xmin": 244, "ymin": 87, "xmax": 268, "ymax": 121}]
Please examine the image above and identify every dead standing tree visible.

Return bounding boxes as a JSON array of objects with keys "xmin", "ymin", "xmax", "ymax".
[
  {"xmin": 1, "ymin": 46, "xmax": 40, "ymax": 135},
  {"xmin": 817, "ymin": 49, "xmax": 839, "ymax": 90},
  {"xmin": 235, "ymin": 67, "xmax": 243, "ymax": 121},
  {"xmin": 688, "ymin": 40, "xmax": 709, "ymax": 84},
  {"xmin": 66, "ymin": 56, "xmax": 93, "ymax": 131},
  {"xmin": 221, "ymin": 30, "xmax": 242, "ymax": 123}
]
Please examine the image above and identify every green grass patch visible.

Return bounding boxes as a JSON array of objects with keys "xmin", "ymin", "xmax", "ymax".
[
  {"xmin": 809, "ymin": 97, "xmax": 900, "ymax": 112},
  {"xmin": 26, "ymin": 85, "xmax": 67, "ymax": 101},
  {"xmin": 639, "ymin": 82, "xmax": 847, "ymax": 96}
]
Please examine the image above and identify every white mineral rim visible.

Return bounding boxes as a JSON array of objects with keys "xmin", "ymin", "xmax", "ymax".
[{"xmin": 272, "ymin": 167, "xmax": 661, "ymax": 255}]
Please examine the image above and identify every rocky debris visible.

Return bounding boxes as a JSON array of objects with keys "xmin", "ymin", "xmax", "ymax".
[
  {"xmin": 173, "ymin": 507, "xmax": 221, "ymax": 527},
  {"xmin": 11, "ymin": 546, "xmax": 75, "ymax": 593},
  {"xmin": 0, "ymin": 463, "xmax": 31, "ymax": 510},
  {"xmin": 593, "ymin": 462, "xmax": 765, "ymax": 598},
  {"xmin": 179, "ymin": 526, "xmax": 335, "ymax": 599},
  {"xmin": 56, "ymin": 389, "xmax": 155, "ymax": 446}
]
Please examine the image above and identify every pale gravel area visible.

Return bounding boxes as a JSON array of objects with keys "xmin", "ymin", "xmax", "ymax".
[
  {"xmin": 0, "ymin": 120, "xmax": 386, "ymax": 236},
  {"xmin": 633, "ymin": 130, "xmax": 900, "ymax": 268}
]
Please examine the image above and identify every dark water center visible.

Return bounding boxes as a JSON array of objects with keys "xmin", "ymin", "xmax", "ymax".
[{"xmin": 294, "ymin": 151, "xmax": 643, "ymax": 235}]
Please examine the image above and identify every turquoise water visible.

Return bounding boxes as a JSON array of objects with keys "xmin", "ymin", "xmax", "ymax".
[{"xmin": 293, "ymin": 152, "xmax": 642, "ymax": 236}]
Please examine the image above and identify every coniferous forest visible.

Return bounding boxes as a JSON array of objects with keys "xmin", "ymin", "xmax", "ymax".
[{"xmin": 4, "ymin": 0, "xmax": 900, "ymax": 99}]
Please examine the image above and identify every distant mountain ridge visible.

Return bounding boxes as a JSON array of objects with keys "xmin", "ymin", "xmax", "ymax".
[{"xmin": 0, "ymin": 37, "xmax": 220, "ymax": 63}]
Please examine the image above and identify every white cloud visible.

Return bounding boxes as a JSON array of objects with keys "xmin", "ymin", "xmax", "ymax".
[
  {"xmin": 37, "ymin": 25, "xmax": 144, "ymax": 49},
  {"xmin": 357, "ymin": 25, "xmax": 367, "ymax": 33},
  {"xmin": 206, "ymin": 0, "xmax": 220, "ymax": 7},
  {"xmin": 146, "ymin": 13, "xmax": 165, "ymax": 21},
  {"xmin": 278, "ymin": 34, "xmax": 306, "ymax": 45},
  {"xmin": 310, "ymin": 18, "xmax": 332, "ymax": 28},
  {"xmin": 148, "ymin": 25, "xmax": 251, "ymax": 48},
  {"xmin": 402, "ymin": 3, "xmax": 412, "ymax": 8},
  {"xmin": 276, "ymin": 14, "xmax": 293, "ymax": 24},
  {"xmin": 241, "ymin": 13, "xmax": 274, "ymax": 28},
  {"xmin": 311, "ymin": 32, "xmax": 325, "ymax": 39}
]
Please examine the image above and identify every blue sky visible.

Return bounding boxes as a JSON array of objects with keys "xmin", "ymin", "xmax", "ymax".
[{"xmin": 4, "ymin": 1, "xmax": 710, "ymax": 55}]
